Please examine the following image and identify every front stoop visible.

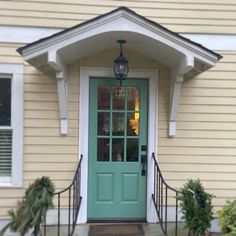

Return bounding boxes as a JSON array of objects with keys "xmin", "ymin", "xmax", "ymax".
[{"xmin": 44, "ymin": 223, "xmax": 222, "ymax": 236}]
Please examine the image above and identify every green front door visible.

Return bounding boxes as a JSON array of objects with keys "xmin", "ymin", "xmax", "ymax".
[{"xmin": 88, "ymin": 78, "xmax": 148, "ymax": 220}]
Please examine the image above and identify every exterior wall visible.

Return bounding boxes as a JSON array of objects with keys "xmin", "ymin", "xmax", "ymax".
[
  {"xmin": 0, "ymin": 43, "xmax": 80, "ymax": 219},
  {"xmin": 0, "ymin": 0, "xmax": 236, "ymax": 34},
  {"xmin": 158, "ymin": 51, "xmax": 236, "ymax": 210},
  {"xmin": 0, "ymin": 0, "xmax": 236, "ymax": 220},
  {"xmin": 0, "ymin": 48, "xmax": 166, "ymax": 219}
]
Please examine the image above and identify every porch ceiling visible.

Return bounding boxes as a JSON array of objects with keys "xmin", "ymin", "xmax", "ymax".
[{"xmin": 17, "ymin": 6, "xmax": 222, "ymax": 137}]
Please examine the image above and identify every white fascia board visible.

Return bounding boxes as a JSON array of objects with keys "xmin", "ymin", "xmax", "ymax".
[{"xmin": 20, "ymin": 10, "xmax": 219, "ymax": 67}]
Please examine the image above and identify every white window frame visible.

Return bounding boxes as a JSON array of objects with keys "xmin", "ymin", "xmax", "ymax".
[{"xmin": 0, "ymin": 64, "xmax": 23, "ymax": 187}]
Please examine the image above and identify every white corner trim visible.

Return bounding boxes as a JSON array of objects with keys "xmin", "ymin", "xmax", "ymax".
[
  {"xmin": 78, "ymin": 67, "xmax": 158, "ymax": 223},
  {"xmin": 0, "ymin": 63, "xmax": 24, "ymax": 188}
]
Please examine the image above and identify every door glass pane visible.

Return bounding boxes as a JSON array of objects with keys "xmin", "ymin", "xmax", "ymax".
[
  {"xmin": 127, "ymin": 87, "xmax": 139, "ymax": 111},
  {"xmin": 98, "ymin": 86, "xmax": 110, "ymax": 110},
  {"xmin": 97, "ymin": 112, "xmax": 110, "ymax": 135},
  {"xmin": 0, "ymin": 79, "xmax": 11, "ymax": 126},
  {"xmin": 127, "ymin": 113, "xmax": 139, "ymax": 136},
  {"xmin": 97, "ymin": 138, "xmax": 110, "ymax": 162},
  {"xmin": 112, "ymin": 138, "xmax": 124, "ymax": 162},
  {"xmin": 112, "ymin": 87, "xmax": 125, "ymax": 110},
  {"xmin": 112, "ymin": 112, "xmax": 125, "ymax": 136},
  {"xmin": 127, "ymin": 139, "xmax": 139, "ymax": 162}
]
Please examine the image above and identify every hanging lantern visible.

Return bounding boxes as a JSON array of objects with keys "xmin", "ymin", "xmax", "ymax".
[{"xmin": 113, "ymin": 40, "xmax": 129, "ymax": 86}]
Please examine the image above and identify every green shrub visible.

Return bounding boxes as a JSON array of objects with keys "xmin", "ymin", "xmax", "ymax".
[
  {"xmin": 218, "ymin": 200, "xmax": 236, "ymax": 236},
  {"xmin": 177, "ymin": 179, "xmax": 214, "ymax": 236},
  {"xmin": 0, "ymin": 176, "xmax": 55, "ymax": 236}
]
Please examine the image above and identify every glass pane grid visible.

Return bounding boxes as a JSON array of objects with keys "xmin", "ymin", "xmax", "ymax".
[{"xmin": 97, "ymin": 85, "xmax": 140, "ymax": 163}]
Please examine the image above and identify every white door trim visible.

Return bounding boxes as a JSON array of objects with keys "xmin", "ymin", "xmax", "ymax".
[{"xmin": 78, "ymin": 67, "xmax": 158, "ymax": 223}]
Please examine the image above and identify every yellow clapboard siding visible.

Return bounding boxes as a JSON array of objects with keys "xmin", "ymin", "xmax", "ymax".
[
  {"xmin": 159, "ymin": 121, "xmax": 236, "ymax": 131},
  {"xmin": 0, "ymin": 189, "xmax": 25, "ymax": 198},
  {"xmin": 159, "ymin": 112, "xmax": 236, "ymax": 123},
  {"xmin": 25, "ymin": 110, "xmax": 78, "ymax": 119},
  {"xmin": 24, "ymin": 171, "xmax": 74, "ymax": 180},
  {"xmin": 24, "ymin": 145, "xmax": 78, "ymax": 154},
  {"xmin": 24, "ymin": 127, "xmax": 78, "ymax": 136},
  {"xmin": 159, "ymin": 155, "xmax": 236, "ymax": 164},
  {"xmin": 159, "ymin": 95, "xmax": 236, "ymax": 106},
  {"xmin": 0, "ymin": 56, "xmax": 24, "ymax": 64},
  {"xmin": 161, "ymin": 171, "xmax": 236, "ymax": 181},
  {"xmin": 24, "ymin": 136, "xmax": 78, "ymax": 145},
  {"xmin": 24, "ymin": 154, "xmax": 77, "ymax": 163},
  {"xmin": 166, "ymin": 180, "xmax": 236, "ymax": 190},
  {"xmin": 23, "ymin": 162, "xmax": 77, "ymax": 171},
  {"xmin": 159, "ymin": 163, "xmax": 236, "ymax": 173},
  {"xmin": 24, "ymin": 75, "xmax": 56, "ymax": 84},
  {"xmin": 159, "ymin": 129, "xmax": 236, "ymax": 139},
  {"xmin": 180, "ymin": 87, "xmax": 236, "ymax": 97},
  {"xmin": 24, "ymin": 119, "xmax": 78, "ymax": 128},
  {"xmin": 159, "ymin": 138, "xmax": 236, "ymax": 148},
  {"xmin": 159, "ymin": 104, "xmax": 236, "ymax": 114},
  {"xmin": 159, "ymin": 146, "xmax": 236, "ymax": 156},
  {"xmin": 196, "ymin": 71, "xmax": 236, "ymax": 80},
  {"xmin": 25, "ymin": 92, "xmax": 78, "ymax": 102},
  {"xmin": 183, "ymin": 79, "xmax": 236, "ymax": 89}
]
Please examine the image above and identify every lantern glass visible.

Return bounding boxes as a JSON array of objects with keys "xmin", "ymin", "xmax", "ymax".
[{"xmin": 113, "ymin": 40, "xmax": 129, "ymax": 85}]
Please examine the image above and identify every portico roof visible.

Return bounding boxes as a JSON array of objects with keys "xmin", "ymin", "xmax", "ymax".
[{"xmin": 17, "ymin": 6, "xmax": 222, "ymax": 136}]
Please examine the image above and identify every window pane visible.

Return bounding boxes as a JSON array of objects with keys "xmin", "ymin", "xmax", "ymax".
[
  {"xmin": 127, "ymin": 139, "xmax": 139, "ymax": 162},
  {"xmin": 97, "ymin": 112, "xmax": 110, "ymax": 135},
  {"xmin": 97, "ymin": 138, "xmax": 110, "ymax": 162},
  {"xmin": 127, "ymin": 87, "xmax": 139, "ymax": 111},
  {"xmin": 98, "ymin": 86, "xmax": 110, "ymax": 110},
  {"xmin": 112, "ymin": 87, "xmax": 125, "ymax": 110},
  {"xmin": 127, "ymin": 113, "xmax": 139, "ymax": 136},
  {"xmin": 0, "ymin": 79, "xmax": 11, "ymax": 126},
  {"xmin": 112, "ymin": 112, "xmax": 125, "ymax": 136},
  {"xmin": 112, "ymin": 139, "xmax": 124, "ymax": 162},
  {"xmin": 0, "ymin": 129, "xmax": 12, "ymax": 176}
]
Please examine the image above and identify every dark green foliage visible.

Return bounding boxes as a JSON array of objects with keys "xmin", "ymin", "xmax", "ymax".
[
  {"xmin": 218, "ymin": 200, "xmax": 236, "ymax": 236},
  {"xmin": 0, "ymin": 176, "xmax": 55, "ymax": 236},
  {"xmin": 177, "ymin": 179, "xmax": 214, "ymax": 236}
]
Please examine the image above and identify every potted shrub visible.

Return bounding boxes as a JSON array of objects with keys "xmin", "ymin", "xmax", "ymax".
[
  {"xmin": 177, "ymin": 179, "xmax": 214, "ymax": 236},
  {"xmin": 218, "ymin": 200, "xmax": 236, "ymax": 236},
  {"xmin": 0, "ymin": 176, "xmax": 55, "ymax": 236}
]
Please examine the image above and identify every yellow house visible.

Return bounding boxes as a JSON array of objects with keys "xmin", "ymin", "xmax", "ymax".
[{"xmin": 0, "ymin": 1, "xmax": 235, "ymax": 235}]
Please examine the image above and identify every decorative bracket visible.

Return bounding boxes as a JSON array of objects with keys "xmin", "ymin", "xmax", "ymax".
[
  {"xmin": 48, "ymin": 50, "xmax": 68, "ymax": 135},
  {"xmin": 169, "ymin": 55, "xmax": 194, "ymax": 137}
]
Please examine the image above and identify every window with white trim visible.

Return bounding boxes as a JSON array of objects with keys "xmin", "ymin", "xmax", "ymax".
[{"xmin": 0, "ymin": 64, "xmax": 23, "ymax": 187}]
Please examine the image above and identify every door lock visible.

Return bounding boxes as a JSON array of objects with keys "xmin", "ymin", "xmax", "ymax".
[{"xmin": 141, "ymin": 155, "xmax": 147, "ymax": 176}]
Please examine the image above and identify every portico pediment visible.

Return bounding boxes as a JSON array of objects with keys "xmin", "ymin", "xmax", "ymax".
[{"xmin": 17, "ymin": 6, "xmax": 222, "ymax": 136}]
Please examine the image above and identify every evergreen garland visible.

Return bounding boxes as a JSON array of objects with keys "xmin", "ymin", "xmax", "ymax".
[
  {"xmin": 177, "ymin": 179, "xmax": 214, "ymax": 236},
  {"xmin": 0, "ymin": 176, "xmax": 55, "ymax": 236}
]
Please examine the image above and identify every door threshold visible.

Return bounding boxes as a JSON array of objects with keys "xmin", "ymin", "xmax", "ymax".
[{"xmin": 87, "ymin": 218, "xmax": 146, "ymax": 224}]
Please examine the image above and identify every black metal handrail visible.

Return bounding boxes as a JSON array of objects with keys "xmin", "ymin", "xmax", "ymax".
[
  {"xmin": 152, "ymin": 153, "xmax": 179, "ymax": 236},
  {"xmin": 43, "ymin": 155, "xmax": 83, "ymax": 236}
]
